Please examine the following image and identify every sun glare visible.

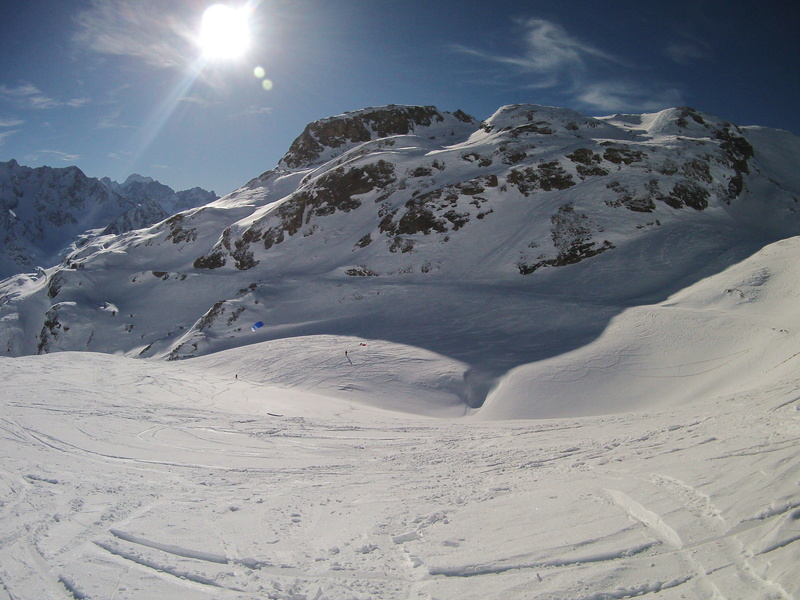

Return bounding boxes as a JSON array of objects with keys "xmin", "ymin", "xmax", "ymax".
[{"xmin": 198, "ymin": 4, "xmax": 251, "ymax": 60}]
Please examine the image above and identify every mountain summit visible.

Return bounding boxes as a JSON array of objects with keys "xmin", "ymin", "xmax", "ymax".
[{"xmin": 1, "ymin": 103, "xmax": 799, "ymax": 406}]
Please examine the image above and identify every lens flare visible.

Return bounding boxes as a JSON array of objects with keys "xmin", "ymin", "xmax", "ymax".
[{"xmin": 253, "ymin": 65, "xmax": 265, "ymax": 79}]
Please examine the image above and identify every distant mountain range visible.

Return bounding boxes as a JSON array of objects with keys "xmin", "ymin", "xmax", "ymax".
[
  {"xmin": 0, "ymin": 161, "xmax": 217, "ymax": 279},
  {"xmin": 1, "ymin": 103, "xmax": 799, "ymax": 407}
]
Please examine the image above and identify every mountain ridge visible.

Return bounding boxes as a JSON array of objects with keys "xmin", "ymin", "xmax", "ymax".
[
  {"xmin": 0, "ymin": 160, "xmax": 218, "ymax": 279},
  {"xmin": 1, "ymin": 103, "xmax": 798, "ymax": 406}
]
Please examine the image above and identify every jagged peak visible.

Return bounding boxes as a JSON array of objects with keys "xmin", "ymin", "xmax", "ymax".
[
  {"xmin": 279, "ymin": 104, "xmax": 477, "ymax": 169},
  {"xmin": 122, "ymin": 173, "xmax": 157, "ymax": 187}
]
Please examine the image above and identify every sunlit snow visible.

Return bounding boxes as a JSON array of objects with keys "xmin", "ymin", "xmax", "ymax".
[
  {"xmin": 1, "ymin": 104, "xmax": 799, "ymax": 598},
  {"xmin": 2, "ymin": 237, "xmax": 799, "ymax": 599}
]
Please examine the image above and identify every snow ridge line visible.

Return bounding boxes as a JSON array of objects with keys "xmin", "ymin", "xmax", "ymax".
[
  {"xmin": 93, "ymin": 540, "xmax": 240, "ymax": 591},
  {"xmin": 605, "ymin": 489, "xmax": 684, "ymax": 549},
  {"xmin": 427, "ymin": 541, "xmax": 657, "ymax": 577},
  {"xmin": 57, "ymin": 575, "xmax": 89, "ymax": 600},
  {"xmin": 109, "ymin": 528, "xmax": 229, "ymax": 564}
]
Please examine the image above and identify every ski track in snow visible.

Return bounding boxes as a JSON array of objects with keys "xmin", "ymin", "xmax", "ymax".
[
  {"xmin": 2, "ymin": 235, "xmax": 800, "ymax": 599},
  {"xmin": 0, "ymin": 349, "xmax": 799, "ymax": 600}
]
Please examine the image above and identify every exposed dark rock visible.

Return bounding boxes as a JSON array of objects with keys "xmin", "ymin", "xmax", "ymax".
[
  {"xmin": 345, "ymin": 265, "xmax": 379, "ymax": 276},
  {"xmin": 508, "ymin": 161, "xmax": 575, "ymax": 196},
  {"xmin": 682, "ymin": 158, "xmax": 713, "ymax": 184},
  {"xmin": 603, "ymin": 146, "xmax": 647, "ymax": 165},
  {"xmin": 452, "ymin": 109, "xmax": 475, "ymax": 123},
  {"xmin": 518, "ymin": 204, "xmax": 613, "ymax": 274},
  {"xmin": 165, "ymin": 213, "xmax": 198, "ymax": 244},
  {"xmin": 355, "ymin": 233, "xmax": 373, "ymax": 248},
  {"xmin": 197, "ymin": 300, "xmax": 226, "ymax": 331},
  {"xmin": 605, "ymin": 181, "xmax": 656, "ymax": 213},
  {"xmin": 193, "ymin": 252, "xmax": 226, "ymax": 269},
  {"xmin": 675, "ymin": 107, "xmax": 708, "ymax": 128},
  {"xmin": 281, "ymin": 106, "xmax": 451, "ymax": 168},
  {"xmin": 669, "ymin": 180, "xmax": 710, "ymax": 211},
  {"xmin": 713, "ymin": 125, "xmax": 754, "ymax": 201}
]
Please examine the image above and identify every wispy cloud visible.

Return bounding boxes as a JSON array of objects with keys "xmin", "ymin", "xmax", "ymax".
[
  {"xmin": 0, "ymin": 117, "xmax": 24, "ymax": 128},
  {"xmin": 664, "ymin": 37, "xmax": 712, "ymax": 65},
  {"xmin": 73, "ymin": 0, "xmax": 197, "ymax": 69},
  {"xmin": 97, "ymin": 107, "xmax": 134, "ymax": 130},
  {"xmin": 453, "ymin": 18, "xmax": 625, "ymax": 90},
  {"xmin": 0, "ymin": 130, "xmax": 19, "ymax": 146},
  {"xmin": 0, "ymin": 83, "xmax": 88, "ymax": 111},
  {"xmin": 577, "ymin": 82, "xmax": 684, "ymax": 113},
  {"xmin": 226, "ymin": 105, "xmax": 274, "ymax": 119},
  {"xmin": 179, "ymin": 95, "xmax": 219, "ymax": 107},
  {"xmin": 0, "ymin": 83, "xmax": 59, "ymax": 109},
  {"xmin": 41, "ymin": 150, "xmax": 81, "ymax": 162},
  {"xmin": 453, "ymin": 17, "xmax": 684, "ymax": 113},
  {"xmin": 0, "ymin": 83, "xmax": 41, "ymax": 98},
  {"xmin": 67, "ymin": 97, "xmax": 92, "ymax": 108}
]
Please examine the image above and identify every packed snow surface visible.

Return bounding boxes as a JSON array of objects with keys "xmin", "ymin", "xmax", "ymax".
[{"xmin": 2, "ymin": 237, "xmax": 799, "ymax": 599}]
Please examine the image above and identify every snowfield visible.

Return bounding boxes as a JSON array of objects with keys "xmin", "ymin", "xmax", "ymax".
[{"xmin": 2, "ymin": 237, "xmax": 799, "ymax": 599}]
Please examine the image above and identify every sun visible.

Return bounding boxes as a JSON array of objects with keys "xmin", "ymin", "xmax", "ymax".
[{"xmin": 198, "ymin": 4, "xmax": 251, "ymax": 60}]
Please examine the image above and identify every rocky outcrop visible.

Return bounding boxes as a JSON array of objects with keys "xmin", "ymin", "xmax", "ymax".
[
  {"xmin": 1, "ymin": 103, "xmax": 796, "ymax": 360},
  {"xmin": 279, "ymin": 105, "xmax": 476, "ymax": 169}
]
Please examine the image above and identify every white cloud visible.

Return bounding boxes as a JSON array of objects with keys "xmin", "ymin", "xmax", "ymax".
[
  {"xmin": 577, "ymin": 82, "xmax": 684, "ymax": 114},
  {"xmin": 0, "ymin": 83, "xmax": 41, "ymax": 98},
  {"xmin": 664, "ymin": 40, "xmax": 712, "ymax": 65},
  {"xmin": 225, "ymin": 105, "xmax": 274, "ymax": 119},
  {"xmin": 97, "ymin": 108, "xmax": 133, "ymax": 130},
  {"xmin": 453, "ymin": 17, "xmax": 683, "ymax": 113},
  {"xmin": 67, "ymin": 98, "xmax": 92, "ymax": 108},
  {"xmin": 179, "ymin": 95, "xmax": 219, "ymax": 107},
  {"xmin": 73, "ymin": 0, "xmax": 197, "ymax": 69},
  {"xmin": 0, "ymin": 83, "xmax": 89, "ymax": 111},
  {"xmin": 0, "ymin": 117, "xmax": 24, "ymax": 128},
  {"xmin": 0, "ymin": 83, "xmax": 60, "ymax": 109},
  {"xmin": 41, "ymin": 150, "xmax": 81, "ymax": 162},
  {"xmin": 0, "ymin": 129, "xmax": 19, "ymax": 146},
  {"xmin": 453, "ymin": 18, "xmax": 625, "ymax": 90},
  {"xmin": 513, "ymin": 18, "xmax": 623, "ymax": 73}
]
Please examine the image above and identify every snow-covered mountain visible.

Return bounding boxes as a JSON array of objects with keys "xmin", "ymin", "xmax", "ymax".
[
  {"xmin": 0, "ymin": 161, "xmax": 218, "ymax": 279},
  {"xmin": 101, "ymin": 173, "xmax": 219, "ymax": 224},
  {"xmin": 1, "ymin": 104, "xmax": 799, "ymax": 399},
  {"xmin": 2, "ymin": 104, "xmax": 800, "ymax": 598}
]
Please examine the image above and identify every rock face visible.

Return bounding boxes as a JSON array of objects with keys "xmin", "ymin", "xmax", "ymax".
[
  {"xmin": 192, "ymin": 104, "xmax": 765, "ymax": 279},
  {"xmin": 0, "ymin": 162, "xmax": 218, "ymax": 279},
  {"xmin": 279, "ymin": 105, "xmax": 476, "ymax": 169},
  {"xmin": 0, "ymin": 103, "xmax": 798, "ymax": 362}
]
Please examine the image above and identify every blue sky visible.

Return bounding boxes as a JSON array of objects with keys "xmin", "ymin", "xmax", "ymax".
[{"xmin": 0, "ymin": 0, "xmax": 797, "ymax": 196}]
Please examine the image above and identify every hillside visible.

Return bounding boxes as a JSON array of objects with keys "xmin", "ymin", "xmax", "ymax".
[
  {"xmin": 1, "ymin": 235, "xmax": 799, "ymax": 598},
  {"xmin": 1, "ymin": 103, "xmax": 800, "ymax": 598},
  {"xmin": 0, "ymin": 161, "xmax": 217, "ymax": 279},
  {"xmin": 0, "ymin": 103, "xmax": 799, "ymax": 412}
]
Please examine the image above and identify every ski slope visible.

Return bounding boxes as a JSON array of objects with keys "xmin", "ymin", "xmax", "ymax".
[{"xmin": 1, "ymin": 237, "xmax": 799, "ymax": 599}]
